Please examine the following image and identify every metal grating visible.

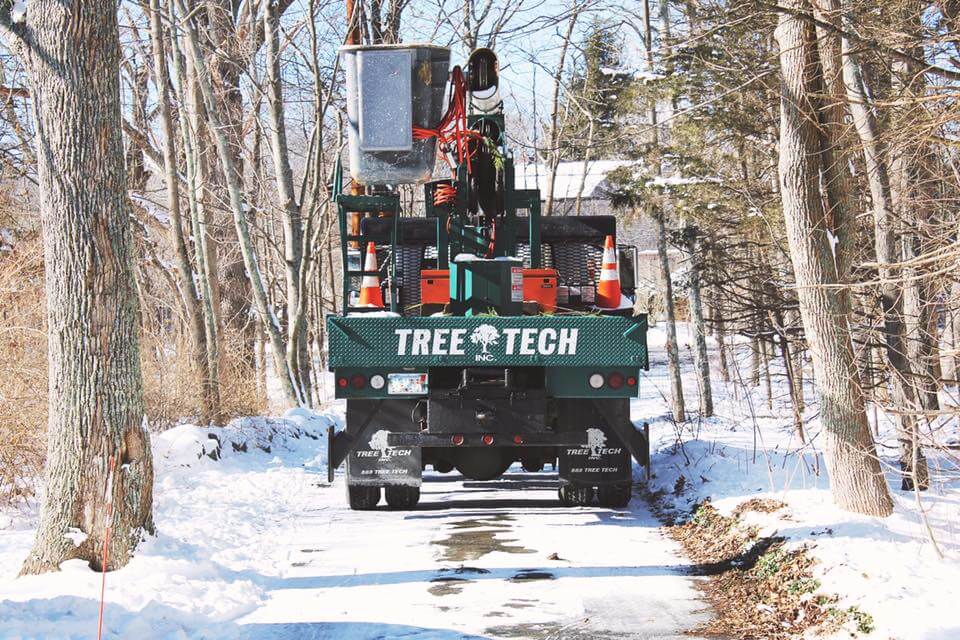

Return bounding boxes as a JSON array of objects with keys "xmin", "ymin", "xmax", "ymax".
[
  {"xmin": 395, "ymin": 245, "xmax": 423, "ymax": 309},
  {"xmin": 516, "ymin": 243, "xmax": 554, "ymax": 269},
  {"xmin": 549, "ymin": 243, "xmax": 603, "ymax": 285}
]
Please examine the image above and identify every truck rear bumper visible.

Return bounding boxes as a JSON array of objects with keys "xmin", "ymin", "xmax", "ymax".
[
  {"xmin": 387, "ymin": 431, "xmax": 590, "ymax": 448},
  {"xmin": 328, "ymin": 397, "xmax": 650, "ymax": 486}
]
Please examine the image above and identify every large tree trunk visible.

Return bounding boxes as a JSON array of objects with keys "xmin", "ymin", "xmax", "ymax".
[
  {"xmin": 840, "ymin": 21, "xmax": 928, "ymax": 490},
  {"xmin": 15, "ymin": 0, "xmax": 154, "ymax": 574},
  {"xmin": 774, "ymin": 1, "xmax": 893, "ymax": 516},
  {"xmin": 902, "ymin": 247, "xmax": 940, "ymax": 411},
  {"xmin": 643, "ymin": 0, "xmax": 684, "ymax": 422},
  {"xmin": 887, "ymin": 0, "xmax": 940, "ymax": 414},
  {"xmin": 204, "ymin": 0, "xmax": 256, "ymax": 367}
]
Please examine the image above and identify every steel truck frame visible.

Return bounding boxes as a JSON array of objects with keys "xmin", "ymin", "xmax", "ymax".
[{"xmin": 327, "ymin": 46, "xmax": 650, "ymax": 510}]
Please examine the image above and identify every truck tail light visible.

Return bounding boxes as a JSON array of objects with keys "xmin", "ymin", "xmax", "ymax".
[
  {"xmin": 482, "ymin": 434, "xmax": 494, "ymax": 446},
  {"xmin": 513, "ymin": 434, "xmax": 524, "ymax": 445},
  {"xmin": 337, "ymin": 377, "xmax": 349, "ymax": 388},
  {"xmin": 607, "ymin": 372, "xmax": 624, "ymax": 390},
  {"xmin": 588, "ymin": 373, "xmax": 605, "ymax": 389},
  {"xmin": 452, "ymin": 434, "xmax": 465, "ymax": 446},
  {"xmin": 627, "ymin": 376, "xmax": 637, "ymax": 387},
  {"xmin": 351, "ymin": 374, "xmax": 367, "ymax": 389}
]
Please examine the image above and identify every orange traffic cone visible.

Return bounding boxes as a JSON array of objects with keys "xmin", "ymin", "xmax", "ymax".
[
  {"xmin": 597, "ymin": 235, "xmax": 621, "ymax": 308},
  {"xmin": 358, "ymin": 242, "xmax": 384, "ymax": 308}
]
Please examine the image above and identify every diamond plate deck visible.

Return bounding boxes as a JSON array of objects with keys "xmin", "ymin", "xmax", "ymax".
[{"xmin": 327, "ymin": 314, "xmax": 648, "ymax": 369}]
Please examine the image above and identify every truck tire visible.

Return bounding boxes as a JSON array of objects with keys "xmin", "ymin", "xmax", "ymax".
[
  {"xmin": 347, "ymin": 485, "xmax": 381, "ymax": 510},
  {"xmin": 597, "ymin": 482, "xmax": 632, "ymax": 508},
  {"xmin": 385, "ymin": 485, "xmax": 421, "ymax": 509},
  {"xmin": 521, "ymin": 457, "xmax": 544, "ymax": 473},
  {"xmin": 558, "ymin": 484, "xmax": 594, "ymax": 507}
]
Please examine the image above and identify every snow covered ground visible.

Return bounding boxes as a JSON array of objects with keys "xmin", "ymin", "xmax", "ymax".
[
  {"xmin": 1, "ymin": 323, "xmax": 958, "ymax": 639},
  {"xmin": 639, "ymin": 324, "xmax": 960, "ymax": 640},
  {"xmin": 0, "ymin": 405, "xmax": 710, "ymax": 638}
]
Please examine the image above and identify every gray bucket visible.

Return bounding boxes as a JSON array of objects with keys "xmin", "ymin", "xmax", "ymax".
[{"xmin": 341, "ymin": 44, "xmax": 451, "ymax": 185}]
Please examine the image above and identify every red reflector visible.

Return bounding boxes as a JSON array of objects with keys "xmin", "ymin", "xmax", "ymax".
[
  {"xmin": 513, "ymin": 435, "xmax": 524, "ymax": 445},
  {"xmin": 452, "ymin": 434, "xmax": 465, "ymax": 446},
  {"xmin": 627, "ymin": 376, "xmax": 637, "ymax": 387},
  {"xmin": 337, "ymin": 377, "xmax": 348, "ymax": 388},
  {"xmin": 607, "ymin": 372, "xmax": 625, "ymax": 389},
  {"xmin": 482, "ymin": 434, "xmax": 494, "ymax": 446},
  {"xmin": 351, "ymin": 374, "xmax": 366, "ymax": 389}
]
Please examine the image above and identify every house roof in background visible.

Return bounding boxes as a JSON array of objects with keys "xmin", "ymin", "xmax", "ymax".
[{"xmin": 514, "ymin": 160, "xmax": 638, "ymax": 201}]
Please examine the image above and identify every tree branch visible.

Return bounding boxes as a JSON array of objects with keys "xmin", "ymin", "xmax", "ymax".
[{"xmin": 763, "ymin": 2, "xmax": 960, "ymax": 83}]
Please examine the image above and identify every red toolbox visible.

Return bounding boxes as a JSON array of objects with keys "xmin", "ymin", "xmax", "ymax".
[
  {"xmin": 420, "ymin": 269, "xmax": 450, "ymax": 305},
  {"xmin": 523, "ymin": 268, "xmax": 558, "ymax": 312}
]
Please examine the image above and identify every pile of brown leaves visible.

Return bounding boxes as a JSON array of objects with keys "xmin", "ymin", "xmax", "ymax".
[{"xmin": 650, "ymin": 492, "xmax": 870, "ymax": 639}]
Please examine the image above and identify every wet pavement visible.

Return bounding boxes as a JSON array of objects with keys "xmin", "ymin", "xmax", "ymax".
[{"xmin": 241, "ymin": 470, "xmax": 713, "ymax": 639}]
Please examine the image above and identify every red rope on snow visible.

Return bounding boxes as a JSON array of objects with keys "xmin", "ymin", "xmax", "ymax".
[{"xmin": 96, "ymin": 455, "xmax": 116, "ymax": 640}]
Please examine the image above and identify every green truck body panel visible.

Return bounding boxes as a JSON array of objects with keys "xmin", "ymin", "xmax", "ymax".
[
  {"xmin": 335, "ymin": 365, "xmax": 641, "ymax": 398},
  {"xmin": 326, "ymin": 314, "xmax": 649, "ymax": 369}
]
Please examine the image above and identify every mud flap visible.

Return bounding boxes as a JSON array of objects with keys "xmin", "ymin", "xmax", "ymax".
[
  {"xmin": 556, "ymin": 399, "xmax": 632, "ymax": 486},
  {"xmin": 558, "ymin": 434, "xmax": 632, "ymax": 486},
  {"xmin": 591, "ymin": 398, "xmax": 650, "ymax": 470},
  {"xmin": 339, "ymin": 399, "xmax": 422, "ymax": 487}
]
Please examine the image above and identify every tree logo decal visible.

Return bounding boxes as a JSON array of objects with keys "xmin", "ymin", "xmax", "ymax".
[
  {"xmin": 470, "ymin": 324, "xmax": 500, "ymax": 361},
  {"xmin": 368, "ymin": 430, "xmax": 391, "ymax": 459},
  {"xmin": 586, "ymin": 428, "xmax": 607, "ymax": 459}
]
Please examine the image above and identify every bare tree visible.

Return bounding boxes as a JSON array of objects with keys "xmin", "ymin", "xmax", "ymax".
[
  {"xmin": 643, "ymin": 0, "xmax": 685, "ymax": 422},
  {"xmin": 542, "ymin": 5, "xmax": 581, "ymax": 217},
  {"xmin": 174, "ymin": 0, "xmax": 305, "ymax": 407},
  {"xmin": 838, "ymin": 4, "xmax": 928, "ymax": 490},
  {"xmin": 149, "ymin": 0, "xmax": 220, "ymax": 425}
]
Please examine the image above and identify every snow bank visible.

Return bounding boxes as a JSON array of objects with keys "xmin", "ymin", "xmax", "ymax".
[
  {"xmin": 0, "ymin": 407, "xmax": 341, "ymax": 638},
  {"xmin": 633, "ymin": 323, "xmax": 960, "ymax": 639},
  {"xmin": 154, "ymin": 409, "xmax": 338, "ymax": 470}
]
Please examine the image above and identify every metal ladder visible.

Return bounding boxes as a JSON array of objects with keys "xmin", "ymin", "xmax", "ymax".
[{"xmin": 335, "ymin": 192, "xmax": 401, "ymax": 315}]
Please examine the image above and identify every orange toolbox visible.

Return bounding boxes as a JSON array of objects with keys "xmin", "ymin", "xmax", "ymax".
[
  {"xmin": 523, "ymin": 268, "xmax": 558, "ymax": 312},
  {"xmin": 420, "ymin": 267, "xmax": 558, "ymax": 311},
  {"xmin": 420, "ymin": 269, "xmax": 450, "ymax": 305}
]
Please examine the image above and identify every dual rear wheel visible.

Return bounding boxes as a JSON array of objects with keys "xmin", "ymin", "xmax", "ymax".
[{"xmin": 347, "ymin": 485, "xmax": 421, "ymax": 510}]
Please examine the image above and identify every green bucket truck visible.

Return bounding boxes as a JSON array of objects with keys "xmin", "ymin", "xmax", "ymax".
[{"xmin": 327, "ymin": 45, "xmax": 650, "ymax": 510}]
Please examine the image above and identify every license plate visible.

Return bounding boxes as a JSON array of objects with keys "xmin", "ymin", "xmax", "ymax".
[{"xmin": 388, "ymin": 373, "xmax": 428, "ymax": 395}]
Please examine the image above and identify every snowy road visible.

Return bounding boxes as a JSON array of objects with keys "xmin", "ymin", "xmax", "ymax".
[
  {"xmin": 238, "ymin": 469, "xmax": 712, "ymax": 640},
  {"xmin": 1, "ymin": 415, "xmax": 713, "ymax": 639}
]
